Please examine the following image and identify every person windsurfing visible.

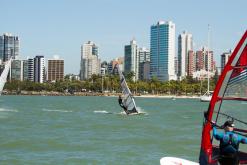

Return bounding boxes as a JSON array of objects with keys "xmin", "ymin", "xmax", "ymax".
[
  {"xmin": 212, "ymin": 120, "xmax": 247, "ymax": 165},
  {"xmin": 118, "ymin": 95, "xmax": 129, "ymax": 115}
]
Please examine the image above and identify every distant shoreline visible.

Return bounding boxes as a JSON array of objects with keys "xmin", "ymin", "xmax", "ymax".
[{"xmin": 2, "ymin": 90, "xmax": 200, "ymax": 99}]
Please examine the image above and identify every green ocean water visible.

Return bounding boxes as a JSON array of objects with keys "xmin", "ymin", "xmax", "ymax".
[{"xmin": 0, "ymin": 96, "xmax": 209, "ymax": 165}]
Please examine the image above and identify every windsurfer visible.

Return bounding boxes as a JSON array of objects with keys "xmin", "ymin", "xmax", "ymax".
[
  {"xmin": 118, "ymin": 95, "xmax": 129, "ymax": 114},
  {"xmin": 118, "ymin": 95, "xmax": 124, "ymax": 107},
  {"xmin": 212, "ymin": 120, "xmax": 247, "ymax": 165}
]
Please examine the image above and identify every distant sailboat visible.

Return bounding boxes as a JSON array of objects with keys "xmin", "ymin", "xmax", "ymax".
[
  {"xmin": 0, "ymin": 59, "xmax": 11, "ymax": 95},
  {"xmin": 116, "ymin": 64, "xmax": 139, "ymax": 115},
  {"xmin": 200, "ymin": 25, "xmax": 213, "ymax": 102}
]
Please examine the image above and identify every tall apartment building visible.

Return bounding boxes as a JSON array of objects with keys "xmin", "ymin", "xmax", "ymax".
[
  {"xmin": 10, "ymin": 59, "xmax": 28, "ymax": 81},
  {"xmin": 187, "ymin": 50, "xmax": 196, "ymax": 77},
  {"xmin": 23, "ymin": 60, "xmax": 28, "ymax": 80},
  {"xmin": 150, "ymin": 21, "xmax": 176, "ymax": 81},
  {"xmin": 34, "ymin": 56, "xmax": 45, "ymax": 83},
  {"xmin": 0, "ymin": 33, "xmax": 19, "ymax": 62},
  {"xmin": 174, "ymin": 56, "xmax": 178, "ymax": 76},
  {"xmin": 139, "ymin": 47, "xmax": 150, "ymax": 63},
  {"xmin": 187, "ymin": 48, "xmax": 215, "ymax": 79},
  {"xmin": 178, "ymin": 31, "xmax": 193, "ymax": 80},
  {"xmin": 80, "ymin": 41, "xmax": 100, "ymax": 80},
  {"xmin": 28, "ymin": 58, "xmax": 34, "ymax": 81},
  {"xmin": 139, "ymin": 47, "xmax": 150, "ymax": 80},
  {"xmin": 221, "ymin": 51, "xmax": 232, "ymax": 72},
  {"xmin": 47, "ymin": 58, "xmax": 64, "ymax": 82},
  {"xmin": 124, "ymin": 39, "xmax": 139, "ymax": 81},
  {"xmin": 196, "ymin": 48, "xmax": 214, "ymax": 72}
]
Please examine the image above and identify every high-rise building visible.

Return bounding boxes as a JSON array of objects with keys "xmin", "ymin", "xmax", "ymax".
[
  {"xmin": 0, "ymin": 33, "xmax": 19, "ymax": 62},
  {"xmin": 139, "ymin": 61, "xmax": 150, "ymax": 80},
  {"xmin": 34, "ymin": 56, "xmax": 45, "ymax": 83},
  {"xmin": 178, "ymin": 31, "xmax": 193, "ymax": 80},
  {"xmin": 195, "ymin": 48, "xmax": 214, "ymax": 72},
  {"xmin": 124, "ymin": 39, "xmax": 139, "ymax": 81},
  {"xmin": 221, "ymin": 51, "xmax": 232, "ymax": 72},
  {"xmin": 109, "ymin": 57, "xmax": 124, "ymax": 74},
  {"xmin": 174, "ymin": 56, "xmax": 178, "ymax": 76},
  {"xmin": 139, "ymin": 47, "xmax": 150, "ymax": 80},
  {"xmin": 150, "ymin": 21, "xmax": 176, "ymax": 81},
  {"xmin": 22, "ymin": 60, "xmax": 28, "ymax": 81},
  {"xmin": 10, "ymin": 60, "xmax": 22, "ymax": 81},
  {"xmin": 10, "ymin": 59, "xmax": 28, "ymax": 81},
  {"xmin": 139, "ymin": 47, "xmax": 150, "ymax": 63},
  {"xmin": 80, "ymin": 41, "xmax": 100, "ymax": 80},
  {"xmin": 187, "ymin": 47, "xmax": 215, "ymax": 80},
  {"xmin": 27, "ymin": 58, "xmax": 34, "ymax": 81},
  {"xmin": 47, "ymin": 58, "xmax": 64, "ymax": 82},
  {"xmin": 187, "ymin": 50, "xmax": 196, "ymax": 77}
]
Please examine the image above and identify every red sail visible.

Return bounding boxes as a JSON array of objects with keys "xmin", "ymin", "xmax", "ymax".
[{"xmin": 199, "ymin": 30, "xmax": 247, "ymax": 165}]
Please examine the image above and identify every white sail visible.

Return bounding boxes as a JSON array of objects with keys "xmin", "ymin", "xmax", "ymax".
[
  {"xmin": 0, "ymin": 59, "xmax": 12, "ymax": 95},
  {"xmin": 116, "ymin": 64, "xmax": 138, "ymax": 114}
]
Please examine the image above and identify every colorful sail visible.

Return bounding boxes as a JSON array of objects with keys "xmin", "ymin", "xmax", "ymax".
[
  {"xmin": 0, "ymin": 59, "xmax": 12, "ymax": 95},
  {"xmin": 199, "ymin": 30, "xmax": 247, "ymax": 164},
  {"xmin": 116, "ymin": 64, "xmax": 138, "ymax": 114}
]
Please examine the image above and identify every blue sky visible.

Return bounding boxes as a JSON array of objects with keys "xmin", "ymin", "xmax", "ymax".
[{"xmin": 1, "ymin": 0, "xmax": 246, "ymax": 74}]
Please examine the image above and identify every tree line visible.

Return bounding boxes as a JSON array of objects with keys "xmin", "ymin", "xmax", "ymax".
[{"xmin": 4, "ymin": 73, "xmax": 218, "ymax": 95}]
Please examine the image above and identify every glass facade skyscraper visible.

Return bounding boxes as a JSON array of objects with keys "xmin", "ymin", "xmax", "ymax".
[
  {"xmin": 150, "ymin": 21, "xmax": 176, "ymax": 81},
  {"xmin": 0, "ymin": 33, "xmax": 19, "ymax": 62},
  {"xmin": 10, "ymin": 59, "xmax": 28, "ymax": 81}
]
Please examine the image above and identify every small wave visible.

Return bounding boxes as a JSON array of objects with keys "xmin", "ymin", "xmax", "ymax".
[
  {"xmin": 117, "ymin": 110, "xmax": 147, "ymax": 116},
  {"xmin": 42, "ymin": 109, "xmax": 72, "ymax": 113},
  {"xmin": 182, "ymin": 116, "xmax": 191, "ymax": 119},
  {"xmin": 118, "ymin": 111, "xmax": 127, "ymax": 115},
  {"xmin": 136, "ymin": 107, "xmax": 148, "ymax": 115},
  {"xmin": 0, "ymin": 108, "xmax": 18, "ymax": 112},
  {"xmin": 94, "ymin": 110, "xmax": 111, "ymax": 114}
]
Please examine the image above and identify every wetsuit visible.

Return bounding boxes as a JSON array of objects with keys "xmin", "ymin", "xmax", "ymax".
[
  {"xmin": 213, "ymin": 127, "xmax": 247, "ymax": 165},
  {"xmin": 118, "ymin": 97, "xmax": 129, "ymax": 114}
]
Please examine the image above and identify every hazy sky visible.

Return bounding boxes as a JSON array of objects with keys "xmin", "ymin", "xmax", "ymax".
[{"xmin": 1, "ymin": 0, "xmax": 246, "ymax": 74}]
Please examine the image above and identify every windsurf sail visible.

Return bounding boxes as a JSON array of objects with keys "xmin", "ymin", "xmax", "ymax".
[
  {"xmin": 199, "ymin": 30, "xmax": 247, "ymax": 165},
  {"xmin": 116, "ymin": 64, "xmax": 138, "ymax": 114},
  {"xmin": 0, "ymin": 59, "xmax": 12, "ymax": 95}
]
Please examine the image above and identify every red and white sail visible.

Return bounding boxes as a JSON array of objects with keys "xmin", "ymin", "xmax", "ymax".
[{"xmin": 199, "ymin": 30, "xmax": 247, "ymax": 164}]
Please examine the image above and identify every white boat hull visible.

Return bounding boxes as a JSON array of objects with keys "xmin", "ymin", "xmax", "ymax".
[
  {"xmin": 200, "ymin": 95, "xmax": 212, "ymax": 102},
  {"xmin": 160, "ymin": 157, "xmax": 199, "ymax": 165}
]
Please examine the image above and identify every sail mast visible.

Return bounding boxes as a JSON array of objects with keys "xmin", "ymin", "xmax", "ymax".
[{"xmin": 207, "ymin": 24, "xmax": 210, "ymax": 93}]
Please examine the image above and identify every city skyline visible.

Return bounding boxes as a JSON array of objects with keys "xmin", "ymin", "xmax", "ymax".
[{"xmin": 1, "ymin": 0, "xmax": 246, "ymax": 74}]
